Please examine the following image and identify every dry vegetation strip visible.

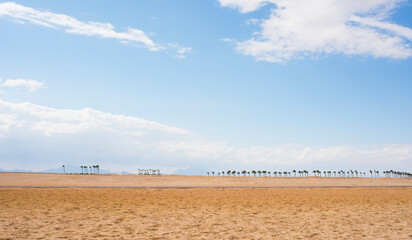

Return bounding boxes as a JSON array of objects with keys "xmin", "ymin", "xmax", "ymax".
[{"xmin": 0, "ymin": 188, "xmax": 411, "ymax": 239}]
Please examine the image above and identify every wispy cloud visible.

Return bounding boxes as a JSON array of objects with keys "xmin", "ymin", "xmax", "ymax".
[
  {"xmin": 0, "ymin": 77, "xmax": 45, "ymax": 92},
  {"xmin": 0, "ymin": 99, "xmax": 411, "ymax": 172},
  {"xmin": 221, "ymin": 38, "xmax": 233, "ymax": 42},
  {"xmin": 219, "ymin": 0, "xmax": 412, "ymax": 63},
  {"xmin": 245, "ymin": 18, "xmax": 259, "ymax": 25},
  {"xmin": 168, "ymin": 44, "xmax": 192, "ymax": 59},
  {"xmin": 0, "ymin": 2, "xmax": 191, "ymax": 57}
]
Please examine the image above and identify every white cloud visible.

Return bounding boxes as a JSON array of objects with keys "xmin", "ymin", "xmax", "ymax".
[
  {"xmin": 2, "ymin": 78, "xmax": 45, "ymax": 92},
  {"xmin": 245, "ymin": 18, "xmax": 260, "ymax": 25},
  {"xmin": 0, "ymin": 2, "xmax": 191, "ymax": 56},
  {"xmin": 219, "ymin": 0, "xmax": 412, "ymax": 62},
  {"xmin": 0, "ymin": 98, "xmax": 411, "ymax": 173},
  {"xmin": 219, "ymin": 0, "xmax": 274, "ymax": 13},
  {"xmin": 0, "ymin": 99, "xmax": 190, "ymax": 136}
]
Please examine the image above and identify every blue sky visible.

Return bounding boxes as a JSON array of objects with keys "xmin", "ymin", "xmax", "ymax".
[{"xmin": 0, "ymin": 0, "xmax": 412, "ymax": 174}]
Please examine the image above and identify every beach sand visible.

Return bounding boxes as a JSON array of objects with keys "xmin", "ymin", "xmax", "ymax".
[{"xmin": 0, "ymin": 173, "xmax": 411, "ymax": 239}]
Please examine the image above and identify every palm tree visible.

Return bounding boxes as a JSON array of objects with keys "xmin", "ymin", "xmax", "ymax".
[
  {"xmin": 232, "ymin": 170, "xmax": 236, "ymax": 177},
  {"xmin": 257, "ymin": 170, "xmax": 262, "ymax": 177},
  {"xmin": 62, "ymin": 165, "xmax": 65, "ymax": 174},
  {"xmin": 292, "ymin": 170, "xmax": 296, "ymax": 177},
  {"xmin": 252, "ymin": 170, "xmax": 256, "ymax": 177},
  {"xmin": 242, "ymin": 170, "xmax": 247, "ymax": 177},
  {"xmin": 227, "ymin": 170, "xmax": 231, "ymax": 176},
  {"xmin": 248, "ymin": 171, "xmax": 250, "ymax": 177},
  {"xmin": 212, "ymin": 171, "xmax": 215, "ymax": 176}
]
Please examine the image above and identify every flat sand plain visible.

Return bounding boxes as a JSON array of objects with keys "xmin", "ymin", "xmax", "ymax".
[
  {"xmin": 1, "ymin": 172, "xmax": 411, "ymax": 188},
  {"xmin": 0, "ymin": 173, "xmax": 411, "ymax": 239}
]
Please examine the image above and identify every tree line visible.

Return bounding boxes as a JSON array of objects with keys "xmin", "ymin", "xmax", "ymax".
[
  {"xmin": 206, "ymin": 169, "xmax": 411, "ymax": 178},
  {"xmin": 61, "ymin": 165, "xmax": 100, "ymax": 174}
]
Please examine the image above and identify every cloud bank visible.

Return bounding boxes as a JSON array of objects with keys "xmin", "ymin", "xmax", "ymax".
[
  {"xmin": 0, "ymin": 99, "xmax": 411, "ymax": 173},
  {"xmin": 220, "ymin": 0, "xmax": 412, "ymax": 62},
  {"xmin": 0, "ymin": 2, "xmax": 190, "ymax": 57}
]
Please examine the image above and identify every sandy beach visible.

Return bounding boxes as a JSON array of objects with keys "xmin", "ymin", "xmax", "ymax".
[{"xmin": 0, "ymin": 173, "xmax": 411, "ymax": 239}]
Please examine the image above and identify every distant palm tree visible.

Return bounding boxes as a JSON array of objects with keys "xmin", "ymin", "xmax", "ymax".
[
  {"xmin": 247, "ymin": 171, "xmax": 250, "ymax": 177},
  {"xmin": 252, "ymin": 170, "xmax": 256, "ymax": 177},
  {"xmin": 62, "ymin": 165, "xmax": 65, "ymax": 174},
  {"xmin": 257, "ymin": 170, "xmax": 262, "ymax": 177},
  {"xmin": 232, "ymin": 170, "xmax": 236, "ymax": 177},
  {"xmin": 212, "ymin": 171, "xmax": 215, "ymax": 176},
  {"xmin": 292, "ymin": 170, "xmax": 296, "ymax": 177}
]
